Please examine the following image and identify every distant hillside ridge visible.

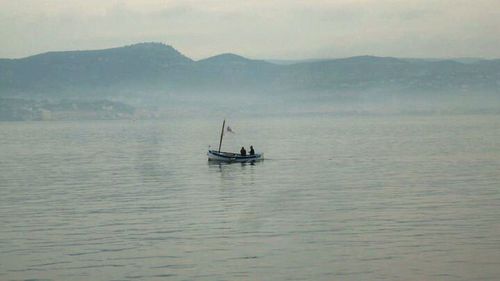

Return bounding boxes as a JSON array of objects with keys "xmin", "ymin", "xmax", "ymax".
[{"xmin": 1, "ymin": 42, "xmax": 499, "ymax": 99}]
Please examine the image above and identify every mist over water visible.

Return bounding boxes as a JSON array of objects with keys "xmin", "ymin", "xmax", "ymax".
[
  {"xmin": 3, "ymin": 42, "xmax": 500, "ymax": 122},
  {"xmin": 1, "ymin": 115, "xmax": 499, "ymax": 280}
]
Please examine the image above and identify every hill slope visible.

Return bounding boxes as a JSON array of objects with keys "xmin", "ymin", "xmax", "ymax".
[{"xmin": 0, "ymin": 43, "xmax": 499, "ymax": 100}]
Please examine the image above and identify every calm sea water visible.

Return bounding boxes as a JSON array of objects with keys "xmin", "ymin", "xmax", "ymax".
[{"xmin": 1, "ymin": 115, "xmax": 500, "ymax": 281}]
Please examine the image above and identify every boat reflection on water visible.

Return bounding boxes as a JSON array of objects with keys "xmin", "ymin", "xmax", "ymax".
[
  {"xmin": 207, "ymin": 159, "xmax": 262, "ymax": 188},
  {"xmin": 207, "ymin": 160, "xmax": 259, "ymax": 168}
]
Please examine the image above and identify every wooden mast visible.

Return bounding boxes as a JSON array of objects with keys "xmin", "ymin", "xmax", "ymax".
[{"xmin": 218, "ymin": 119, "xmax": 225, "ymax": 152}]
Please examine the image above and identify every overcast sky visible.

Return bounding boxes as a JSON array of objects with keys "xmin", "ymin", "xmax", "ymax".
[{"xmin": 1, "ymin": 0, "xmax": 499, "ymax": 59}]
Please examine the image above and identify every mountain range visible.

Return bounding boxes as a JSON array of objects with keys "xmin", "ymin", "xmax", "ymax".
[
  {"xmin": 1, "ymin": 42, "xmax": 500, "ymax": 120},
  {"xmin": 1, "ymin": 42, "xmax": 499, "ymax": 100}
]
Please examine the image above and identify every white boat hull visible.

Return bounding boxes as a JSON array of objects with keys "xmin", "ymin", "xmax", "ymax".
[{"xmin": 207, "ymin": 150, "xmax": 263, "ymax": 162}]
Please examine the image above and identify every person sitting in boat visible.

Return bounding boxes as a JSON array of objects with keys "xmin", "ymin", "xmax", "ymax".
[
  {"xmin": 249, "ymin": 145, "xmax": 255, "ymax": 155},
  {"xmin": 240, "ymin": 146, "xmax": 247, "ymax": 156}
]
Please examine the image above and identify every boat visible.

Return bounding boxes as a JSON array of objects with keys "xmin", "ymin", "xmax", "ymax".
[
  {"xmin": 207, "ymin": 120, "xmax": 263, "ymax": 162},
  {"xmin": 207, "ymin": 150, "xmax": 263, "ymax": 162}
]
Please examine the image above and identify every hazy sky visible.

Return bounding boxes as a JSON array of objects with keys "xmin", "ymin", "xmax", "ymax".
[{"xmin": 1, "ymin": 0, "xmax": 499, "ymax": 59}]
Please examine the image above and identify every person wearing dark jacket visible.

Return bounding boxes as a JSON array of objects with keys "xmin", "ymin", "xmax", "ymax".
[
  {"xmin": 249, "ymin": 146, "xmax": 255, "ymax": 155},
  {"xmin": 240, "ymin": 147, "xmax": 246, "ymax": 156}
]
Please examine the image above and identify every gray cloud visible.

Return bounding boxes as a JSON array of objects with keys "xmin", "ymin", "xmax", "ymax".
[{"xmin": 0, "ymin": 0, "xmax": 499, "ymax": 59}]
